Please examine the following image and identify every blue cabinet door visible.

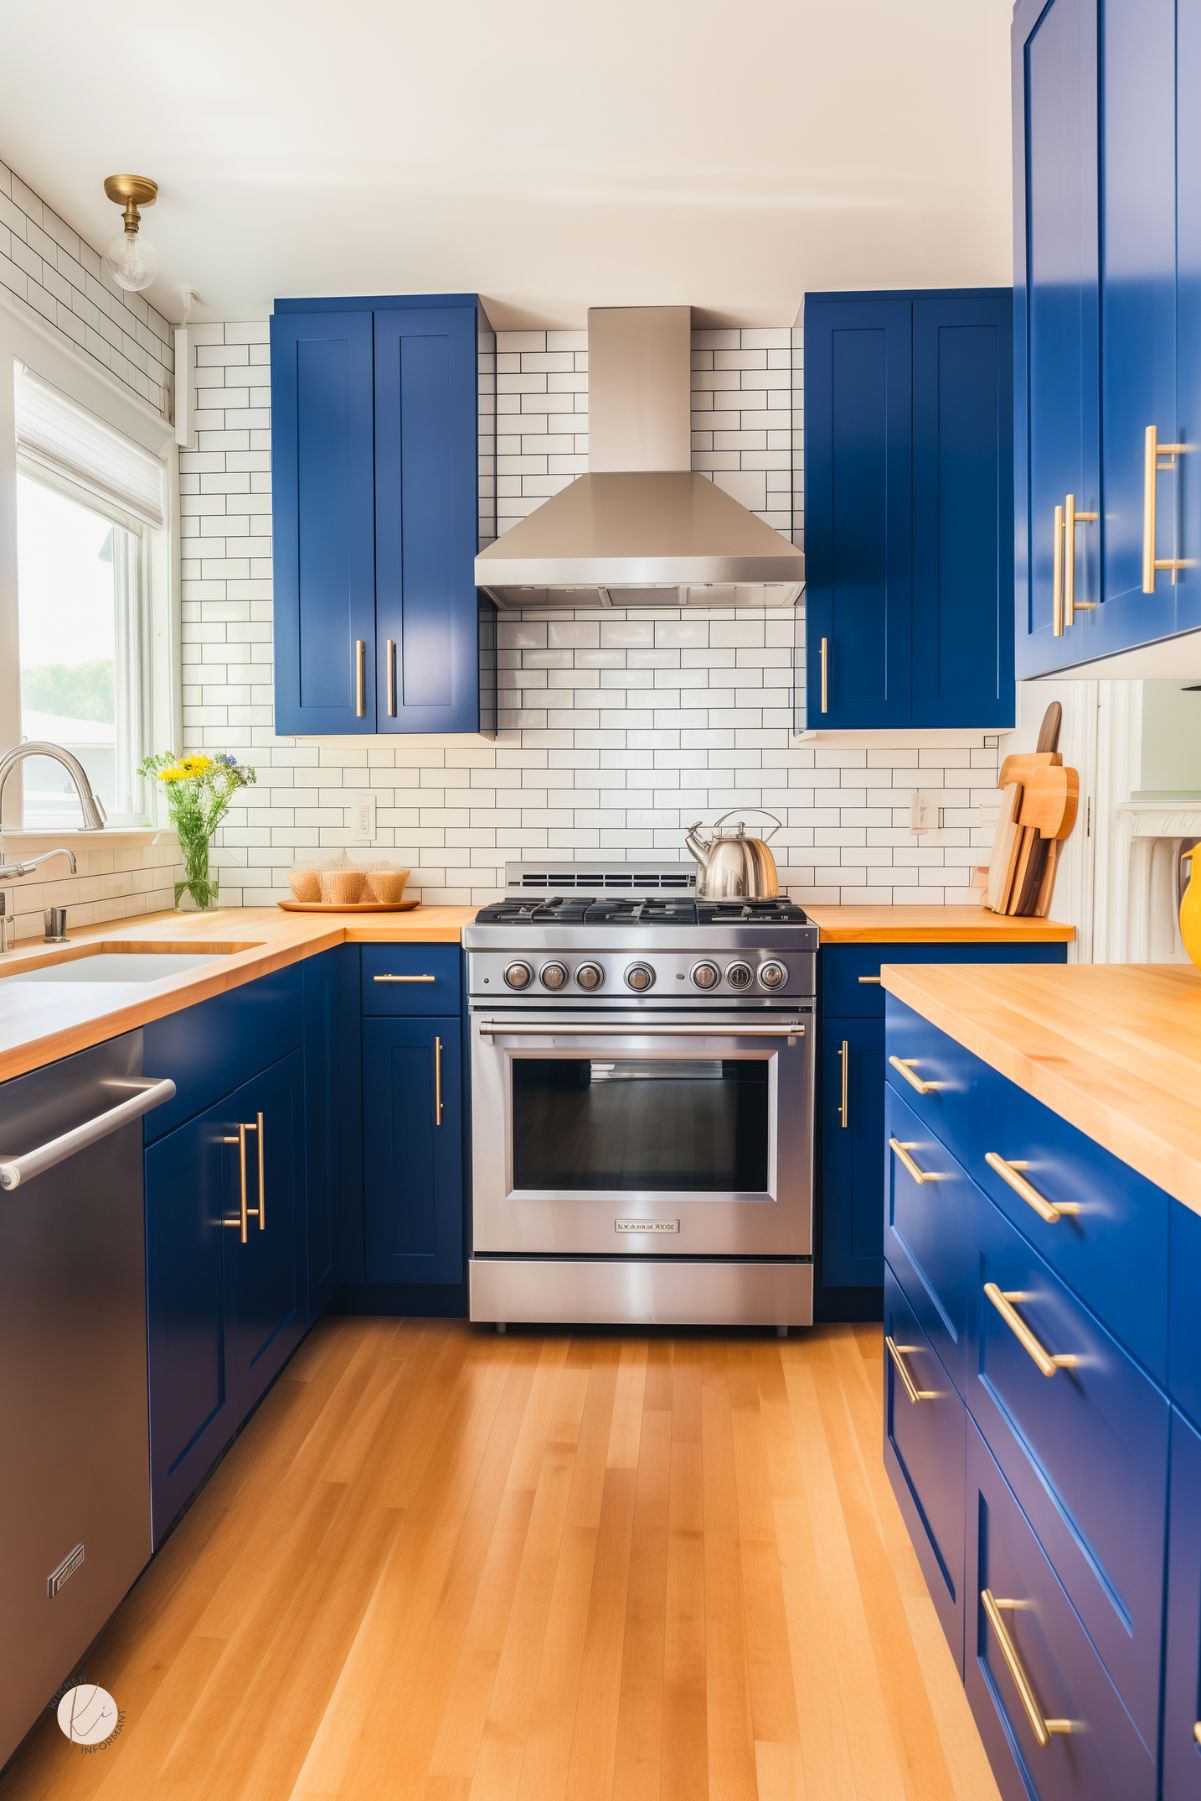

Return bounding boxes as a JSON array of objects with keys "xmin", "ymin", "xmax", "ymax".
[
  {"xmin": 1177, "ymin": 0, "xmax": 1201, "ymax": 637},
  {"xmin": 362, "ymin": 1016, "xmax": 464, "ymax": 1285},
  {"xmin": 271, "ymin": 309, "xmax": 377, "ymax": 734},
  {"xmin": 1165, "ymin": 1408, "xmax": 1201, "ymax": 1800},
  {"xmin": 819, "ymin": 1013, "xmax": 885, "ymax": 1287},
  {"xmin": 1013, "ymin": 0, "xmax": 1101, "ymax": 676},
  {"xmin": 227, "ymin": 1050, "xmax": 306, "ymax": 1420},
  {"xmin": 1094, "ymin": 0, "xmax": 1178, "ymax": 656},
  {"xmin": 373, "ymin": 306, "xmax": 486, "ymax": 733},
  {"xmin": 804, "ymin": 295, "xmax": 913, "ymax": 728},
  {"xmin": 911, "ymin": 293, "xmax": 1014, "ymax": 728}
]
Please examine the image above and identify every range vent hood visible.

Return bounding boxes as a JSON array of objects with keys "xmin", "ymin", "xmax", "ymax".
[{"xmin": 475, "ymin": 306, "xmax": 804, "ymax": 609}]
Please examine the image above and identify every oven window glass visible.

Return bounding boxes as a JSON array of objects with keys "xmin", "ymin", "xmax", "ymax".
[{"xmin": 511, "ymin": 1056, "xmax": 770, "ymax": 1191}]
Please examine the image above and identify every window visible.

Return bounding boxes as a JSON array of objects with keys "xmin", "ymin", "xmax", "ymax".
[{"xmin": 8, "ymin": 363, "xmax": 167, "ymax": 828}]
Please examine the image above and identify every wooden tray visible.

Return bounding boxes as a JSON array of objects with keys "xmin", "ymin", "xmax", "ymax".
[{"xmin": 277, "ymin": 898, "xmax": 420, "ymax": 913}]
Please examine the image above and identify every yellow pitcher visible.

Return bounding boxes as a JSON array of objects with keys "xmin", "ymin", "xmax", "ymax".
[{"xmin": 1182, "ymin": 845, "xmax": 1201, "ymax": 971}]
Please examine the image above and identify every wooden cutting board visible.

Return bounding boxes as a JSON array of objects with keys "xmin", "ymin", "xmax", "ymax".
[
  {"xmin": 1006, "ymin": 763, "xmax": 1079, "ymax": 913},
  {"xmin": 985, "ymin": 703, "xmax": 1062, "ymax": 913}
]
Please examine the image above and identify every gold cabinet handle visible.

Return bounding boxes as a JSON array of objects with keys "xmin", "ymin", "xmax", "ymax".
[
  {"xmin": 373, "ymin": 973, "xmax": 436, "ymax": 984},
  {"xmin": 386, "ymin": 637, "xmax": 397, "ymax": 717},
  {"xmin": 254, "ymin": 1111, "xmax": 265, "ymax": 1231},
  {"xmin": 885, "ymin": 1334, "xmax": 934, "ymax": 1404},
  {"xmin": 1052, "ymin": 502, "xmax": 1065, "ymax": 637},
  {"xmin": 888, "ymin": 1054, "xmax": 941, "ymax": 1096},
  {"xmin": 858, "ymin": 974, "xmax": 882, "ymax": 985},
  {"xmin": 1063, "ymin": 493, "xmax": 1098, "ymax": 627},
  {"xmin": 1193, "ymin": 1722, "xmax": 1201, "ymax": 1748},
  {"xmin": 820, "ymin": 636, "xmax": 829, "ymax": 715},
  {"xmin": 981, "ymin": 1589, "xmax": 1073, "ymax": 1747},
  {"xmin": 1144, "ymin": 424, "xmax": 1188, "ymax": 592},
  {"xmin": 983, "ymin": 1282, "xmax": 1078, "ymax": 1378},
  {"xmin": 355, "ymin": 639, "xmax": 366, "ymax": 717},
  {"xmin": 838, "ymin": 1039, "xmax": 849, "ymax": 1129},
  {"xmin": 889, "ymin": 1137, "xmax": 936, "ymax": 1186},
  {"xmin": 434, "ymin": 1034, "xmax": 444, "ymax": 1126},
  {"xmin": 984, "ymin": 1153, "xmax": 1079, "ymax": 1226},
  {"xmin": 220, "ymin": 1121, "xmax": 261, "ymax": 1243}
]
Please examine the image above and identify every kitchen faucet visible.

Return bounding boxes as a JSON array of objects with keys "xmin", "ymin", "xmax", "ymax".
[{"xmin": 0, "ymin": 741, "xmax": 106, "ymax": 949}]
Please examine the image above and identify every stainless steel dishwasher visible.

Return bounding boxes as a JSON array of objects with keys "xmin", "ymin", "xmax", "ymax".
[{"xmin": 0, "ymin": 1034, "xmax": 175, "ymax": 1768}]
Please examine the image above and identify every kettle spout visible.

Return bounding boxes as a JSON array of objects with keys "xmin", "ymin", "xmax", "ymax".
[{"xmin": 684, "ymin": 821, "xmax": 710, "ymax": 866}]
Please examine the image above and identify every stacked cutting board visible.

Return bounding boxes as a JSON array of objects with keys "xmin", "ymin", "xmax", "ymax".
[{"xmin": 982, "ymin": 702, "xmax": 1079, "ymax": 917}]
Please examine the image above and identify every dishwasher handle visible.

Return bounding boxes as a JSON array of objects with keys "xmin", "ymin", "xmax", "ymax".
[{"xmin": 0, "ymin": 1076, "xmax": 177, "ymax": 1192}]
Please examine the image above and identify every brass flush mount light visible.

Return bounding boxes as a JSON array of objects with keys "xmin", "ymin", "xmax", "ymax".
[{"xmin": 102, "ymin": 173, "xmax": 159, "ymax": 293}]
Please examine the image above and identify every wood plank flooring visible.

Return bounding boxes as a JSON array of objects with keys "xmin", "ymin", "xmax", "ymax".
[{"xmin": 1, "ymin": 1320, "xmax": 1000, "ymax": 1801}]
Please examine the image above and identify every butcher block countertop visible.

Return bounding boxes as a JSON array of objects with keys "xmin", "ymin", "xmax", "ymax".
[
  {"xmin": 807, "ymin": 904, "xmax": 1075, "ymax": 943},
  {"xmin": 881, "ymin": 960, "xmax": 1201, "ymax": 1210},
  {"xmin": 0, "ymin": 905, "xmax": 477, "ymax": 1084}
]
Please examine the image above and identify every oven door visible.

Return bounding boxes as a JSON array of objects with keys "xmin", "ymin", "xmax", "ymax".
[{"xmin": 470, "ymin": 1011, "xmax": 813, "ymax": 1257}]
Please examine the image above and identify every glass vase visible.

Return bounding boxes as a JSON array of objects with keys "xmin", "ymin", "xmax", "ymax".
[{"xmin": 175, "ymin": 839, "xmax": 219, "ymax": 912}]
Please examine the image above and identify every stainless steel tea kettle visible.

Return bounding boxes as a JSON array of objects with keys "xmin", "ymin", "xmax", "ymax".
[{"xmin": 684, "ymin": 811, "xmax": 782, "ymax": 901}]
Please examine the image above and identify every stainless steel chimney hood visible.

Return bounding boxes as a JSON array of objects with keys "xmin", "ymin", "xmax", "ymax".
[{"xmin": 475, "ymin": 306, "xmax": 804, "ymax": 609}]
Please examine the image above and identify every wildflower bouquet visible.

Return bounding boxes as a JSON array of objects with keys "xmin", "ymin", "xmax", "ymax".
[{"xmin": 139, "ymin": 750, "xmax": 257, "ymax": 910}]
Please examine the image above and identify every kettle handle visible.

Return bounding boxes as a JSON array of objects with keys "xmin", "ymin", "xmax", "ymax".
[{"xmin": 711, "ymin": 808, "xmax": 782, "ymax": 844}]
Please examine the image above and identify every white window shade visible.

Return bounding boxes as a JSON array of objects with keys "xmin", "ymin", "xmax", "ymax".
[{"xmin": 14, "ymin": 364, "xmax": 166, "ymax": 530}]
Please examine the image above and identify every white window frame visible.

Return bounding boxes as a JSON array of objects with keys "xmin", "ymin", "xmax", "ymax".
[{"xmin": 0, "ymin": 291, "xmax": 179, "ymax": 832}]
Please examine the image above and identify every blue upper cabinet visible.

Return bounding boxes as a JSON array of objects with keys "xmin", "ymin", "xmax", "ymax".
[
  {"xmin": 805, "ymin": 290, "xmax": 1014, "ymax": 731},
  {"xmin": 271, "ymin": 310, "xmax": 378, "ymax": 732},
  {"xmin": 1014, "ymin": 0, "xmax": 1198, "ymax": 673},
  {"xmin": 272, "ymin": 295, "xmax": 496, "ymax": 737}
]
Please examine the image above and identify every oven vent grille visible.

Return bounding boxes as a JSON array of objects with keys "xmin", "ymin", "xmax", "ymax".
[{"xmin": 503, "ymin": 862, "xmax": 696, "ymax": 897}]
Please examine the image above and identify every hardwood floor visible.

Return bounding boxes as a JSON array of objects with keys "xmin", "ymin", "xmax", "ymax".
[{"xmin": 2, "ymin": 1320, "xmax": 1000, "ymax": 1801}]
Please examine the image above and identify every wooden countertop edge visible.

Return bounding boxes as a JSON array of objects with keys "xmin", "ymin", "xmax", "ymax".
[
  {"xmin": 880, "ymin": 963, "xmax": 1201, "ymax": 1213},
  {"xmin": 807, "ymin": 904, "xmax": 1075, "ymax": 944},
  {"xmin": 0, "ymin": 906, "xmax": 475, "ymax": 1084}
]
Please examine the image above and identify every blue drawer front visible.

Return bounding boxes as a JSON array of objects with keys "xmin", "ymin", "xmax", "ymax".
[
  {"xmin": 1171, "ymin": 1203, "xmax": 1201, "ymax": 1433},
  {"xmin": 886, "ymin": 995, "xmax": 1170, "ymax": 1380},
  {"xmin": 143, "ymin": 965, "xmax": 304, "ymax": 1142},
  {"xmin": 823, "ymin": 940, "xmax": 1066, "ymax": 1018},
  {"xmin": 884, "ymin": 1085, "xmax": 973, "ymax": 1395},
  {"xmin": 964, "ymin": 1420, "xmax": 1155, "ymax": 1801},
  {"xmin": 883, "ymin": 1262, "xmax": 965, "ymax": 1667},
  {"xmin": 1165, "ymin": 1407, "xmax": 1201, "ymax": 1801},
  {"xmin": 361, "ymin": 942, "xmax": 462, "ymax": 1014},
  {"xmin": 966, "ymin": 1190, "xmax": 1169, "ymax": 1752}
]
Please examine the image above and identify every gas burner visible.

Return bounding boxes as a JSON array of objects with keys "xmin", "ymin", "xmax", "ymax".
[{"xmin": 473, "ymin": 894, "xmax": 812, "ymax": 930}]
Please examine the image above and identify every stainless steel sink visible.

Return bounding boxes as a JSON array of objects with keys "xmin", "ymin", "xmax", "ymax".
[{"xmin": 7, "ymin": 951, "xmax": 236, "ymax": 984}]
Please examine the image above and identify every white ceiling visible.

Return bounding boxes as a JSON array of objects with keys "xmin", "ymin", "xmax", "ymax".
[{"xmin": 1, "ymin": 0, "xmax": 1015, "ymax": 329}]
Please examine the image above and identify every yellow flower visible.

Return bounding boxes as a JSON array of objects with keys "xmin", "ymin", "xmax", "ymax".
[
  {"xmin": 157, "ymin": 765, "xmax": 188, "ymax": 783},
  {"xmin": 180, "ymin": 754, "xmax": 214, "ymax": 775}
]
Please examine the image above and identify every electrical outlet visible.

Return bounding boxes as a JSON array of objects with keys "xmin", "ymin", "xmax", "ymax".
[
  {"xmin": 909, "ymin": 791, "xmax": 940, "ymax": 834},
  {"xmin": 347, "ymin": 792, "xmax": 377, "ymax": 844}
]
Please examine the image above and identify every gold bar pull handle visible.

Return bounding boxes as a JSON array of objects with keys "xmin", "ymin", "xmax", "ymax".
[
  {"xmin": 386, "ymin": 638, "xmax": 397, "ymax": 717},
  {"xmin": 888, "ymin": 1137, "xmax": 937, "ymax": 1186},
  {"xmin": 887, "ymin": 1054, "xmax": 942, "ymax": 1096},
  {"xmin": 1063, "ymin": 493, "xmax": 1098, "ymax": 627},
  {"xmin": 355, "ymin": 639, "xmax": 367, "ymax": 717},
  {"xmin": 984, "ymin": 1153, "xmax": 1079, "ymax": 1226},
  {"xmin": 885, "ymin": 1335, "xmax": 934, "ymax": 1404},
  {"xmin": 1193, "ymin": 1722, "xmax": 1201, "ymax": 1749},
  {"xmin": 254, "ymin": 1111, "xmax": 265, "ymax": 1231},
  {"xmin": 837, "ymin": 1039, "xmax": 849, "ymax": 1129},
  {"xmin": 1052, "ymin": 502, "xmax": 1065, "ymax": 637},
  {"xmin": 1144, "ymin": 424, "xmax": 1189, "ymax": 591},
  {"xmin": 220, "ymin": 1124, "xmax": 251, "ymax": 1243},
  {"xmin": 983, "ymin": 1282, "xmax": 1078, "ymax": 1377},
  {"xmin": 373, "ymin": 973, "xmax": 436, "ymax": 984},
  {"xmin": 434, "ymin": 1035, "xmax": 444, "ymax": 1127},
  {"xmin": 981, "ymin": 1590, "xmax": 1073, "ymax": 1747},
  {"xmin": 820, "ymin": 636, "xmax": 829, "ymax": 715},
  {"xmin": 857, "ymin": 974, "xmax": 882, "ymax": 985}
]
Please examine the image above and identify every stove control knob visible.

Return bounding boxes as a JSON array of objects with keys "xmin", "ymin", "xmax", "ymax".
[
  {"xmin": 624, "ymin": 962, "xmax": 656, "ymax": 993},
  {"xmin": 725, "ymin": 960, "xmax": 754, "ymax": 992},
  {"xmin": 575, "ymin": 961, "xmax": 604, "ymax": 991},
  {"xmin": 758, "ymin": 960, "xmax": 788, "ymax": 991},
  {"xmin": 690, "ymin": 960, "xmax": 721, "ymax": 991},
  {"xmin": 539, "ymin": 960, "xmax": 569, "ymax": 991},
  {"xmin": 503, "ymin": 960, "xmax": 533, "ymax": 991}
]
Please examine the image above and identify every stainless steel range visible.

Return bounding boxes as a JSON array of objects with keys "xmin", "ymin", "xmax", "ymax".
[{"xmin": 463, "ymin": 864, "xmax": 818, "ymax": 1330}]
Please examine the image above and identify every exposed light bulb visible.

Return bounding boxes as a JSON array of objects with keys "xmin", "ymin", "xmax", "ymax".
[{"xmin": 104, "ymin": 224, "xmax": 158, "ymax": 293}]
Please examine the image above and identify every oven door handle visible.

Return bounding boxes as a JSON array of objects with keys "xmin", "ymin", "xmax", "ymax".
[{"xmin": 475, "ymin": 1022, "xmax": 805, "ymax": 1039}]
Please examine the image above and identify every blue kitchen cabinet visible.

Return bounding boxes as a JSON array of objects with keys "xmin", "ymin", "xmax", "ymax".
[
  {"xmin": 271, "ymin": 309, "xmax": 378, "ymax": 732},
  {"xmin": 819, "ymin": 1013, "xmax": 885, "ymax": 1286},
  {"xmin": 362, "ymin": 1016, "xmax": 464, "ymax": 1286},
  {"xmin": 272, "ymin": 295, "xmax": 495, "ymax": 737},
  {"xmin": 145, "ymin": 1048, "xmax": 306, "ymax": 1543},
  {"xmin": 804, "ymin": 289, "xmax": 1013, "ymax": 729},
  {"xmin": 1164, "ymin": 1408, "xmax": 1201, "ymax": 1800},
  {"xmin": 303, "ymin": 948, "xmax": 357, "ymax": 1323}
]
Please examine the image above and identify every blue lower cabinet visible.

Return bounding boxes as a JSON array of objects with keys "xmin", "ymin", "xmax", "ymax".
[
  {"xmin": 146, "ymin": 1049, "xmax": 306, "ymax": 1544},
  {"xmin": 820, "ymin": 1014, "xmax": 885, "ymax": 1286},
  {"xmin": 883, "ymin": 1262, "xmax": 965, "ymax": 1666},
  {"xmin": 362, "ymin": 1016, "xmax": 464, "ymax": 1285},
  {"xmin": 1165, "ymin": 1408, "xmax": 1201, "ymax": 1800},
  {"xmin": 303, "ymin": 949, "xmax": 357, "ymax": 1323},
  {"xmin": 884, "ymin": 1086, "xmax": 973, "ymax": 1395},
  {"xmin": 964, "ymin": 1420, "xmax": 1155, "ymax": 1801}
]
